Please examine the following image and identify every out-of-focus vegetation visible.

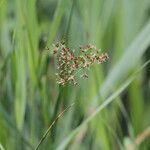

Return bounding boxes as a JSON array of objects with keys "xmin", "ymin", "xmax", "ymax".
[{"xmin": 0, "ymin": 0, "xmax": 150, "ymax": 150}]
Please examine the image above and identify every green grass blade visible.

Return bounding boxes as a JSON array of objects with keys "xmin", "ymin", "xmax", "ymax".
[
  {"xmin": 47, "ymin": 0, "xmax": 69, "ymax": 46},
  {"xmin": 100, "ymin": 19, "xmax": 150, "ymax": 98},
  {"xmin": 40, "ymin": 0, "xmax": 69, "ymax": 77},
  {"xmin": 0, "ymin": 143, "xmax": 5, "ymax": 150}
]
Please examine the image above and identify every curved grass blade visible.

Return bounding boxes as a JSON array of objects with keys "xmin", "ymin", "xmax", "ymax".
[
  {"xmin": 56, "ymin": 60, "xmax": 150, "ymax": 150},
  {"xmin": 101, "ymin": 19, "xmax": 150, "ymax": 98}
]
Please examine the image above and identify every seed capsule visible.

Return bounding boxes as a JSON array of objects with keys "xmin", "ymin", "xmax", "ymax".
[{"xmin": 52, "ymin": 42, "xmax": 109, "ymax": 85}]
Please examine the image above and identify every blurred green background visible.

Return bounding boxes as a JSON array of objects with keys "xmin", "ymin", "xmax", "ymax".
[{"xmin": 0, "ymin": 0, "xmax": 150, "ymax": 150}]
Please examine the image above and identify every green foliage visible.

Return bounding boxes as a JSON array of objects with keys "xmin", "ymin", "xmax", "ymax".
[{"xmin": 0, "ymin": 0, "xmax": 150, "ymax": 150}]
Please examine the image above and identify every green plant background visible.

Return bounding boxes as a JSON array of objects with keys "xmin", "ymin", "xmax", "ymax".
[{"xmin": 0, "ymin": 0, "xmax": 150, "ymax": 150}]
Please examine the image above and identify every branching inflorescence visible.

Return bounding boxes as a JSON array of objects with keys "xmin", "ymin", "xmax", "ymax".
[{"xmin": 52, "ymin": 42, "xmax": 109, "ymax": 86}]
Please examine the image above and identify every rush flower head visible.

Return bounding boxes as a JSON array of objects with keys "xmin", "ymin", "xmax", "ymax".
[{"xmin": 51, "ymin": 42, "xmax": 109, "ymax": 86}]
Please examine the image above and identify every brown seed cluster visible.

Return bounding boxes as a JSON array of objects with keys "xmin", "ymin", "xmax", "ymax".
[{"xmin": 52, "ymin": 42, "xmax": 109, "ymax": 86}]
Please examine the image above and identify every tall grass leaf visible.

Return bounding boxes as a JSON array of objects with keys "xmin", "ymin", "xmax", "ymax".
[
  {"xmin": 56, "ymin": 60, "xmax": 150, "ymax": 150},
  {"xmin": 100, "ymin": 19, "xmax": 150, "ymax": 98},
  {"xmin": 14, "ymin": 0, "xmax": 27, "ymax": 130},
  {"xmin": 47, "ymin": 0, "xmax": 69, "ymax": 46},
  {"xmin": 0, "ymin": 143, "xmax": 5, "ymax": 150},
  {"xmin": 40, "ymin": 0, "xmax": 69, "ymax": 75},
  {"xmin": 0, "ymin": 105, "xmax": 34, "ymax": 149}
]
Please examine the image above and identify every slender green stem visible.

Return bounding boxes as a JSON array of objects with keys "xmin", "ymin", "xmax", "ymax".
[
  {"xmin": 35, "ymin": 103, "xmax": 75, "ymax": 150},
  {"xmin": 65, "ymin": 0, "xmax": 75, "ymax": 46}
]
